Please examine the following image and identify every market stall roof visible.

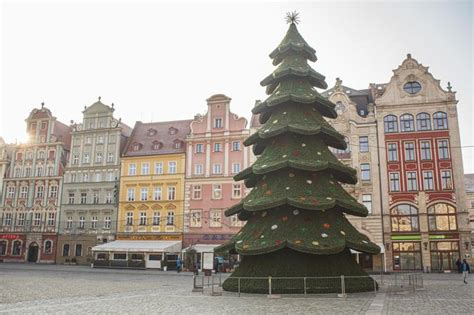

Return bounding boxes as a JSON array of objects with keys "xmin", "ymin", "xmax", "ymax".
[
  {"xmin": 350, "ymin": 243, "xmax": 385, "ymax": 254},
  {"xmin": 92, "ymin": 240, "xmax": 182, "ymax": 253},
  {"xmin": 182, "ymin": 244, "xmax": 221, "ymax": 253}
]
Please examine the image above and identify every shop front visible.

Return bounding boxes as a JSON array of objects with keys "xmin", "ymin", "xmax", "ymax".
[
  {"xmin": 429, "ymin": 234, "xmax": 460, "ymax": 272},
  {"xmin": 92, "ymin": 240, "xmax": 182, "ymax": 269}
]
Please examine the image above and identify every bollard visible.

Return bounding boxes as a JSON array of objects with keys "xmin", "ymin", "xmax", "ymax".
[
  {"xmin": 338, "ymin": 275, "xmax": 346, "ymax": 298},
  {"xmin": 373, "ymin": 277, "xmax": 377, "ymax": 294},
  {"xmin": 268, "ymin": 276, "xmax": 272, "ymax": 296},
  {"xmin": 303, "ymin": 277, "xmax": 307, "ymax": 296},
  {"xmin": 219, "ymin": 272, "xmax": 222, "ymax": 287},
  {"xmin": 193, "ymin": 275, "xmax": 196, "ymax": 289},
  {"xmin": 202, "ymin": 275, "xmax": 205, "ymax": 294},
  {"xmin": 238, "ymin": 278, "xmax": 241, "ymax": 297}
]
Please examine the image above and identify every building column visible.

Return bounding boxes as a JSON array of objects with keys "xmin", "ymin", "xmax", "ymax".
[
  {"xmin": 186, "ymin": 143, "xmax": 193, "ymax": 178},
  {"xmin": 205, "ymin": 141, "xmax": 211, "ymax": 177},
  {"xmin": 224, "ymin": 140, "xmax": 229, "ymax": 177}
]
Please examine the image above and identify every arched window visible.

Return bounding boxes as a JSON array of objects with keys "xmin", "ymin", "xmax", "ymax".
[
  {"xmin": 391, "ymin": 204, "xmax": 419, "ymax": 232},
  {"xmin": 403, "ymin": 81, "xmax": 422, "ymax": 94},
  {"xmin": 384, "ymin": 115, "xmax": 398, "ymax": 133},
  {"xmin": 400, "ymin": 114, "xmax": 415, "ymax": 132},
  {"xmin": 416, "ymin": 113, "xmax": 431, "ymax": 131},
  {"xmin": 44, "ymin": 240, "xmax": 53, "ymax": 254},
  {"xmin": 428, "ymin": 203, "xmax": 457, "ymax": 231},
  {"xmin": 433, "ymin": 112, "xmax": 448, "ymax": 130},
  {"xmin": 12, "ymin": 240, "xmax": 22, "ymax": 256}
]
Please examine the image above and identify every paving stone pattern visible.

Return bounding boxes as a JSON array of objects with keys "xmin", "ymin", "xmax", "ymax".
[{"xmin": 0, "ymin": 264, "xmax": 472, "ymax": 314}]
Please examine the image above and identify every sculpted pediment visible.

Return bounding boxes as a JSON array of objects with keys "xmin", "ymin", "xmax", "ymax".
[
  {"xmin": 151, "ymin": 203, "xmax": 163, "ymax": 210},
  {"xmin": 125, "ymin": 204, "xmax": 135, "ymax": 211}
]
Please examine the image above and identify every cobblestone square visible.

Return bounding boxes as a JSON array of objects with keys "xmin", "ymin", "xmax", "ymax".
[{"xmin": 0, "ymin": 264, "xmax": 472, "ymax": 314}]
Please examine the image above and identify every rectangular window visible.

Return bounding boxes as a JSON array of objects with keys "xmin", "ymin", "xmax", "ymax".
[
  {"xmin": 4, "ymin": 213, "xmax": 12, "ymax": 226},
  {"xmin": 404, "ymin": 142, "xmax": 415, "ymax": 161},
  {"xmin": 79, "ymin": 216, "xmax": 85, "ymax": 229},
  {"xmin": 168, "ymin": 186, "xmax": 176, "ymax": 200},
  {"xmin": 104, "ymin": 216, "xmax": 111, "ymax": 229},
  {"xmin": 232, "ymin": 163, "xmax": 241, "ymax": 174},
  {"xmin": 141, "ymin": 188, "xmax": 148, "ymax": 201},
  {"xmin": 190, "ymin": 210, "xmax": 202, "ymax": 227},
  {"xmin": 83, "ymin": 153, "xmax": 90, "ymax": 164},
  {"xmin": 359, "ymin": 136, "xmax": 369, "ymax": 152},
  {"xmin": 214, "ymin": 143, "xmax": 222, "ymax": 152},
  {"xmin": 153, "ymin": 187, "xmax": 162, "ymax": 201},
  {"xmin": 167, "ymin": 211, "xmax": 175, "ymax": 226},
  {"xmin": 128, "ymin": 164, "xmax": 136, "ymax": 175},
  {"xmin": 232, "ymin": 184, "xmax": 242, "ymax": 198},
  {"xmin": 96, "ymin": 152, "xmax": 103, "ymax": 163},
  {"xmin": 153, "ymin": 212, "xmax": 161, "ymax": 226},
  {"xmin": 232, "ymin": 141, "xmax": 241, "ymax": 151},
  {"xmin": 36, "ymin": 166, "xmax": 43, "ymax": 177},
  {"xmin": 195, "ymin": 164, "xmax": 203, "ymax": 175},
  {"xmin": 105, "ymin": 192, "xmax": 113, "ymax": 204},
  {"xmin": 155, "ymin": 162, "xmax": 163, "ymax": 174},
  {"xmin": 127, "ymin": 188, "xmax": 135, "ymax": 201},
  {"xmin": 33, "ymin": 213, "xmax": 41, "ymax": 226},
  {"xmin": 141, "ymin": 163, "xmax": 149, "ymax": 175},
  {"xmin": 81, "ymin": 192, "xmax": 87, "ymax": 204},
  {"xmin": 438, "ymin": 140, "xmax": 450, "ymax": 159},
  {"xmin": 91, "ymin": 216, "xmax": 98, "ymax": 229},
  {"xmin": 72, "ymin": 155, "xmax": 79, "ymax": 165},
  {"xmin": 360, "ymin": 164, "xmax": 370, "ymax": 181},
  {"xmin": 113, "ymin": 253, "xmax": 126, "ymax": 260},
  {"xmin": 441, "ymin": 170, "xmax": 453, "ymax": 189},
  {"xmin": 75, "ymin": 244, "xmax": 82, "ymax": 257},
  {"xmin": 420, "ymin": 141, "xmax": 432, "ymax": 160},
  {"xmin": 126, "ymin": 212, "xmax": 133, "ymax": 226},
  {"xmin": 195, "ymin": 144, "xmax": 204, "ymax": 154},
  {"xmin": 213, "ymin": 184, "xmax": 222, "ymax": 199},
  {"xmin": 36, "ymin": 186, "xmax": 44, "ymax": 198},
  {"xmin": 168, "ymin": 162, "xmax": 177, "ymax": 174},
  {"xmin": 407, "ymin": 172, "xmax": 418, "ymax": 191},
  {"xmin": 362, "ymin": 194, "xmax": 372, "ymax": 214},
  {"xmin": 19, "ymin": 186, "xmax": 28, "ymax": 199},
  {"xmin": 66, "ymin": 217, "xmax": 73, "ymax": 229},
  {"xmin": 231, "ymin": 214, "xmax": 244, "ymax": 227},
  {"xmin": 107, "ymin": 153, "xmax": 114, "ymax": 163},
  {"xmin": 192, "ymin": 185, "xmax": 202, "ymax": 199},
  {"xmin": 18, "ymin": 213, "xmax": 25, "ymax": 226},
  {"xmin": 83, "ymin": 173, "xmax": 90, "ymax": 182},
  {"xmin": 210, "ymin": 209, "xmax": 222, "ymax": 227},
  {"xmin": 388, "ymin": 143, "xmax": 398, "ymax": 162},
  {"xmin": 423, "ymin": 171, "xmax": 434, "ymax": 190},
  {"xmin": 139, "ymin": 212, "xmax": 147, "ymax": 226},
  {"xmin": 47, "ymin": 167, "xmax": 54, "ymax": 176},
  {"xmin": 212, "ymin": 164, "xmax": 222, "ymax": 174},
  {"xmin": 214, "ymin": 118, "xmax": 223, "ymax": 129},
  {"xmin": 47, "ymin": 212, "xmax": 55, "ymax": 226},
  {"xmin": 85, "ymin": 137, "xmax": 92, "ymax": 144},
  {"xmin": 7, "ymin": 187, "xmax": 15, "ymax": 199},
  {"xmin": 390, "ymin": 173, "xmax": 400, "ymax": 192},
  {"xmin": 93, "ymin": 192, "xmax": 99, "ymax": 204}
]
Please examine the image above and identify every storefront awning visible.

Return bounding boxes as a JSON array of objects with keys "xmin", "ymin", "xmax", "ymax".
[
  {"xmin": 92, "ymin": 240, "xmax": 182, "ymax": 253},
  {"xmin": 182, "ymin": 244, "xmax": 221, "ymax": 253},
  {"xmin": 350, "ymin": 243, "xmax": 385, "ymax": 254}
]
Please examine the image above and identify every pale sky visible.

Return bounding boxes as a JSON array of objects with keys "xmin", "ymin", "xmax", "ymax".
[{"xmin": 1, "ymin": 1, "xmax": 473, "ymax": 172}]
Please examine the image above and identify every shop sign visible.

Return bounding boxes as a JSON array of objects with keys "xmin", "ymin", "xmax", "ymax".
[
  {"xmin": 117, "ymin": 234, "xmax": 182, "ymax": 241},
  {"xmin": 429, "ymin": 234, "xmax": 459, "ymax": 240},
  {"xmin": 391, "ymin": 235, "xmax": 421, "ymax": 241},
  {"xmin": 0, "ymin": 234, "xmax": 20, "ymax": 240}
]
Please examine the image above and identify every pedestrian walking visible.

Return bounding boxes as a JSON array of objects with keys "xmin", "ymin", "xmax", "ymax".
[
  {"xmin": 461, "ymin": 259, "xmax": 470, "ymax": 284},
  {"xmin": 176, "ymin": 257, "xmax": 182, "ymax": 273},
  {"xmin": 455, "ymin": 258, "xmax": 462, "ymax": 273}
]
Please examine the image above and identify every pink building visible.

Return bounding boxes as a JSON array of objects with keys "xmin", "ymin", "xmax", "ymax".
[{"xmin": 183, "ymin": 94, "xmax": 250, "ymax": 251}]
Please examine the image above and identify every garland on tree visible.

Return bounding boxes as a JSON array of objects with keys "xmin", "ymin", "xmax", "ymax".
[{"xmin": 216, "ymin": 12, "xmax": 380, "ymax": 294}]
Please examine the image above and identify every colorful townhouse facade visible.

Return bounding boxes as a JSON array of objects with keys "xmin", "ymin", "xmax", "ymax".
[
  {"xmin": 0, "ymin": 104, "xmax": 70, "ymax": 263},
  {"xmin": 91, "ymin": 120, "xmax": 190, "ymax": 269},
  {"xmin": 183, "ymin": 94, "xmax": 250, "ymax": 256},
  {"xmin": 322, "ymin": 79, "xmax": 385, "ymax": 272},
  {"xmin": 375, "ymin": 54, "xmax": 470, "ymax": 272},
  {"xmin": 56, "ymin": 99, "xmax": 131, "ymax": 265}
]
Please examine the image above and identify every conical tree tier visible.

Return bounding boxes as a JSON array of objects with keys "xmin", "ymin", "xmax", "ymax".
[{"xmin": 222, "ymin": 248, "xmax": 376, "ymax": 294}]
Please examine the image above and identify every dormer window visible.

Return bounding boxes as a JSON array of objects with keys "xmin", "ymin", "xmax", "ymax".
[
  {"xmin": 152, "ymin": 141, "xmax": 163, "ymax": 150},
  {"xmin": 168, "ymin": 127, "xmax": 178, "ymax": 135},
  {"xmin": 174, "ymin": 141, "xmax": 182, "ymax": 149},
  {"xmin": 132, "ymin": 143, "xmax": 142, "ymax": 151},
  {"xmin": 147, "ymin": 129, "xmax": 157, "ymax": 136}
]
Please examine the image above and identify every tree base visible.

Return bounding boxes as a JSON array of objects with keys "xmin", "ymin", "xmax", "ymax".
[{"xmin": 223, "ymin": 248, "xmax": 377, "ymax": 294}]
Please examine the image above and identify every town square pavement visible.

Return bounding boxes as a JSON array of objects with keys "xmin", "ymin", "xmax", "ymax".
[{"xmin": 0, "ymin": 264, "xmax": 472, "ymax": 314}]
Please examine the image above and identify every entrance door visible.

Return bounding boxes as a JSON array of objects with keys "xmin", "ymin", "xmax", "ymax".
[
  {"xmin": 27, "ymin": 243, "xmax": 39, "ymax": 262},
  {"xmin": 359, "ymin": 253, "xmax": 373, "ymax": 270}
]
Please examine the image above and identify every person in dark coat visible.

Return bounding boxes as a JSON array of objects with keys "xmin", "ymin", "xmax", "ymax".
[
  {"xmin": 461, "ymin": 259, "xmax": 470, "ymax": 284},
  {"xmin": 456, "ymin": 258, "xmax": 462, "ymax": 273}
]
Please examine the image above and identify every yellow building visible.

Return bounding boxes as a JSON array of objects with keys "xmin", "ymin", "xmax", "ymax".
[{"xmin": 92, "ymin": 120, "xmax": 191, "ymax": 269}]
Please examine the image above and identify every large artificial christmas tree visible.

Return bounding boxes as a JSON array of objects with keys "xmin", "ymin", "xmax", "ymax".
[{"xmin": 215, "ymin": 13, "xmax": 380, "ymax": 294}]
